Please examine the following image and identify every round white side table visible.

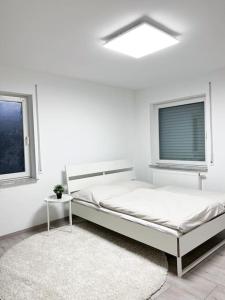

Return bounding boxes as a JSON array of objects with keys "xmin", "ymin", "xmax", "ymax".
[{"xmin": 44, "ymin": 194, "xmax": 73, "ymax": 233}]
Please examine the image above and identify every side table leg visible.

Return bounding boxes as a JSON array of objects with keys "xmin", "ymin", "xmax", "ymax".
[
  {"xmin": 69, "ymin": 200, "xmax": 72, "ymax": 232},
  {"xmin": 47, "ymin": 201, "xmax": 50, "ymax": 233}
]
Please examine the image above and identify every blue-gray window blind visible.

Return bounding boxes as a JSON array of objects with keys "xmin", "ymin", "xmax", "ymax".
[{"xmin": 159, "ymin": 102, "xmax": 205, "ymax": 161}]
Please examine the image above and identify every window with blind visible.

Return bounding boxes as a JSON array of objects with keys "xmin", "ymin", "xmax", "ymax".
[{"xmin": 158, "ymin": 101, "xmax": 205, "ymax": 162}]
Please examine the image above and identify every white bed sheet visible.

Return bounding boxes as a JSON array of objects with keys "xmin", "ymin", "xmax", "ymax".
[
  {"xmin": 73, "ymin": 199, "xmax": 180, "ymax": 237},
  {"xmin": 100, "ymin": 188, "xmax": 225, "ymax": 233}
]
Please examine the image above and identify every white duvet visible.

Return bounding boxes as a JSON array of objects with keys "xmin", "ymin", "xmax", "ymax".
[{"xmin": 100, "ymin": 188, "xmax": 225, "ymax": 233}]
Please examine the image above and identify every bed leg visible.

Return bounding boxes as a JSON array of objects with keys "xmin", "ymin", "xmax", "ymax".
[{"xmin": 177, "ymin": 257, "xmax": 183, "ymax": 277}]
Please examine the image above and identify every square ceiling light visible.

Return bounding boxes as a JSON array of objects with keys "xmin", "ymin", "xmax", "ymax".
[{"xmin": 103, "ymin": 22, "xmax": 179, "ymax": 58}]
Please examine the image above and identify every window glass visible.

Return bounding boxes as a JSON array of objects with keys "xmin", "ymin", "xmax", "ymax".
[
  {"xmin": 0, "ymin": 100, "xmax": 25, "ymax": 174},
  {"xmin": 158, "ymin": 102, "xmax": 205, "ymax": 161}
]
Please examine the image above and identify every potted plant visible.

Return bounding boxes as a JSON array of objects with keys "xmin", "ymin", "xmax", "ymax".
[{"xmin": 53, "ymin": 184, "xmax": 64, "ymax": 199}]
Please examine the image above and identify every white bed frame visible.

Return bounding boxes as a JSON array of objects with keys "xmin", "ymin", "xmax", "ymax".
[{"xmin": 65, "ymin": 160, "xmax": 225, "ymax": 277}]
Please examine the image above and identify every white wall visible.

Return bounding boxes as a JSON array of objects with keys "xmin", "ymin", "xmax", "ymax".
[
  {"xmin": 0, "ymin": 66, "xmax": 135, "ymax": 237},
  {"xmin": 134, "ymin": 67, "xmax": 225, "ymax": 192},
  {"xmin": 3, "ymin": 64, "xmax": 225, "ymax": 237}
]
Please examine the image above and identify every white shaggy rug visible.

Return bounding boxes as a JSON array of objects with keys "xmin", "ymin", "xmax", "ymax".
[{"xmin": 0, "ymin": 223, "xmax": 168, "ymax": 300}]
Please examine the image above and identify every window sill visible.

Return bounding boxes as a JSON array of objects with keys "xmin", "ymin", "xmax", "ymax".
[
  {"xmin": 0, "ymin": 177, "xmax": 39, "ymax": 188},
  {"xmin": 149, "ymin": 163, "xmax": 208, "ymax": 173}
]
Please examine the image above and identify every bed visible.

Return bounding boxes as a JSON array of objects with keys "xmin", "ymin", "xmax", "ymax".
[{"xmin": 65, "ymin": 160, "xmax": 225, "ymax": 277}]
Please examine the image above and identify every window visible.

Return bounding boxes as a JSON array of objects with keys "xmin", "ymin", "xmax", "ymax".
[
  {"xmin": 159, "ymin": 102, "xmax": 205, "ymax": 161},
  {"xmin": 0, "ymin": 94, "xmax": 37, "ymax": 182},
  {"xmin": 151, "ymin": 96, "xmax": 207, "ymax": 167}
]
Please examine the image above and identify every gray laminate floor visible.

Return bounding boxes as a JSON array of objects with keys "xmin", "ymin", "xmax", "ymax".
[{"xmin": 1, "ymin": 218, "xmax": 225, "ymax": 300}]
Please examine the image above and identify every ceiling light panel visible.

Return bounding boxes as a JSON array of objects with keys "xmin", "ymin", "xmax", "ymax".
[{"xmin": 104, "ymin": 22, "xmax": 179, "ymax": 58}]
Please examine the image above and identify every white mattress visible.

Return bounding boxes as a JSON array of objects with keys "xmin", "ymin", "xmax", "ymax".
[
  {"xmin": 100, "ymin": 188, "xmax": 225, "ymax": 233},
  {"xmin": 73, "ymin": 199, "xmax": 181, "ymax": 237}
]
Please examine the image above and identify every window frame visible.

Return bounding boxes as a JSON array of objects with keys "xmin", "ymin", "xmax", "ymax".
[
  {"xmin": 153, "ymin": 96, "xmax": 207, "ymax": 166},
  {"xmin": 0, "ymin": 95, "xmax": 31, "ymax": 181}
]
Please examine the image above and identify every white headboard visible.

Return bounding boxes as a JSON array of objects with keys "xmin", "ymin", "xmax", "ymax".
[{"xmin": 65, "ymin": 160, "xmax": 135, "ymax": 194}]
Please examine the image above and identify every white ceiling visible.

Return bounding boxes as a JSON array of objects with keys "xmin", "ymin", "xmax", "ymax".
[{"xmin": 1, "ymin": 0, "xmax": 225, "ymax": 89}]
